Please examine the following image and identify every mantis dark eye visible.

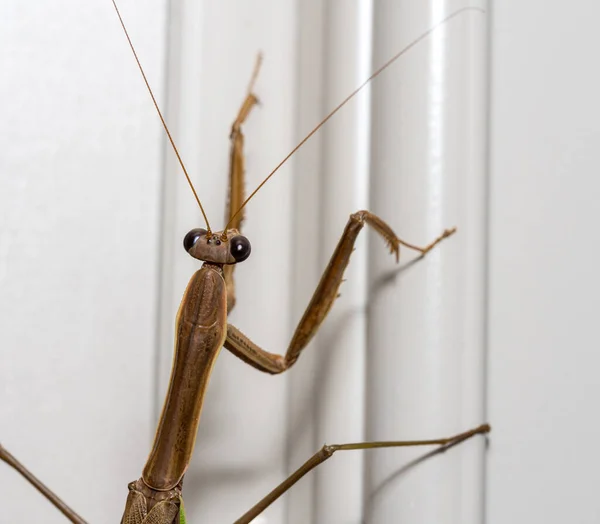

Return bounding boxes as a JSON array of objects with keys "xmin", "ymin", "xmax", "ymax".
[
  {"xmin": 183, "ymin": 228, "xmax": 207, "ymax": 252},
  {"xmin": 230, "ymin": 235, "xmax": 251, "ymax": 262}
]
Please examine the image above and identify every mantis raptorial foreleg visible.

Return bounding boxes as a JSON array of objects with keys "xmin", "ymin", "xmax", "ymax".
[
  {"xmin": 223, "ymin": 54, "xmax": 261, "ymax": 313},
  {"xmin": 220, "ymin": 53, "xmax": 456, "ymax": 373},
  {"xmin": 216, "ymin": 57, "xmax": 477, "ymax": 524},
  {"xmin": 224, "ymin": 210, "xmax": 456, "ymax": 374}
]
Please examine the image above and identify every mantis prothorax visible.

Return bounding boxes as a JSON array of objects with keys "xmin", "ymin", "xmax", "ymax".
[{"xmin": 0, "ymin": 3, "xmax": 489, "ymax": 523}]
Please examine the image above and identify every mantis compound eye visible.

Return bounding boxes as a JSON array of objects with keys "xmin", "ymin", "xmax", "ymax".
[
  {"xmin": 183, "ymin": 228, "xmax": 207, "ymax": 252},
  {"xmin": 229, "ymin": 235, "xmax": 251, "ymax": 262}
]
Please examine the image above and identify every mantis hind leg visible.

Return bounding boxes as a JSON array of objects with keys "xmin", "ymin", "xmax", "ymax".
[
  {"xmin": 223, "ymin": 54, "xmax": 262, "ymax": 313},
  {"xmin": 0, "ymin": 443, "xmax": 87, "ymax": 523},
  {"xmin": 234, "ymin": 424, "xmax": 491, "ymax": 524}
]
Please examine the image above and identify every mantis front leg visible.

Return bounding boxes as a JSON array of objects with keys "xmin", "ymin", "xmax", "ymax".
[
  {"xmin": 221, "ymin": 213, "xmax": 476, "ymax": 523},
  {"xmin": 224, "ymin": 210, "xmax": 455, "ymax": 373},
  {"xmin": 223, "ymin": 54, "xmax": 262, "ymax": 313}
]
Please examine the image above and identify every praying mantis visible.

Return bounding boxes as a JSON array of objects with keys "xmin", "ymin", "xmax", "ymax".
[{"xmin": 0, "ymin": 1, "xmax": 489, "ymax": 522}]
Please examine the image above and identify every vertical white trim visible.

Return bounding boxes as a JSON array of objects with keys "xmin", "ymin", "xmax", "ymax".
[
  {"xmin": 286, "ymin": 1, "xmax": 325, "ymax": 521},
  {"xmin": 0, "ymin": 1, "xmax": 168, "ymax": 521},
  {"xmin": 287, "ymin": 2, "xmax": 374, "ymax": 522},
  {"xmin": 311, "ymin": 1, "xmax": 373, "ymax": 523},
  {"xmin": 160, "ymin": 1, "xmax": 298, "ymax": 522},
  {"xmin": 365, "ymin": 2, "xmax": 488, "ymax": 523},
  {"xmin": 1, "ymin": 1, "xmax": 490, "ymax": 522}
]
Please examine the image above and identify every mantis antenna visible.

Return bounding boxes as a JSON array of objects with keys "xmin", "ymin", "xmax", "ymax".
[
  {"xmin": 111, "ymin": 0, "xmax": 213, "ymax": 234},
  {"xmin": 225, "ymin": 6, "xmax": 485, "ymax": 231}
]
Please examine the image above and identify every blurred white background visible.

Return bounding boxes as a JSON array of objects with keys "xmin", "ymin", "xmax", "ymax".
[{"xmin": 1, "ymin": 1, "xmax": 599, "ymax": 523}]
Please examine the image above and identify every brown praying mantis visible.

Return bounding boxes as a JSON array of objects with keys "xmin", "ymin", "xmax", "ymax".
[{"xmin": 0, "ymin": 2, "xmax": 489, "ymax": 522}]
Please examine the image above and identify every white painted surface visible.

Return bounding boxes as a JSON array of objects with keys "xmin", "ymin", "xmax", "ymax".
[
  {"xmin": 287, "ymin": 2, "xmax": 373, "ymax": 523},
  {"xmin": 311, "ymin": 1, "xmax": 372, "ymax": 521},
  {"xmin": 1, "ymin": 0, "xmax": 300, "ymax": 522},
  {"xmin": 8, "ymin": 1, "xmax": 600, "ymax": 524},
  {"xmin": 156, "ymin": 1, "xmax": 297, "ymax": 523},
  {"xmin": 285, "ymin": 2, "xmax": 326, "ymax": 522},
  {"xmin": 487, "ymin": 1, "xmax": 600, "ymax": 522},
  {"xmin": 366, "ymin": 2, "xmax": 487, "ymax": 523},
  {"xmin": 0, "ymin": 1, "xmax": 167, "ymax": 522},
  {"xmin": 2, "ymin": 1, "xmax": 490, "ymax": 523}
]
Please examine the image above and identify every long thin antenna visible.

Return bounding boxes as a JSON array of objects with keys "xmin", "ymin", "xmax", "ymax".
[
  {"xmin": 225, "ymin": 6, "xmax": 484, "ymax": 231},
  {"xmin": 111, "ymin": 0, "xmax": 212, "ymax": 233}
]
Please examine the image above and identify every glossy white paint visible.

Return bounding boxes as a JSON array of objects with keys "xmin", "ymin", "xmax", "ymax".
[
  {"xmin": 487, "ymin": 1, "xmax": 600, "ymax": 522},
  {"xmin": 2, "ymin": 1, "xmax": 491, "ymax": 523},
  {"xmin": 0, "ymin": 1, "xmax": 167, "ymax": 521},
  {"xmin": 365, "ymin": 1, "xmax": 488, "ymax": 523},
  {"xmin": 1, "ymin": 1, "xmax": 297, "ymax": 522},
  {"xmin": 2, "ymin": 1, "xmax": 491, "ymax": 522},
  {"xmin": 287, "ymin": 1, "xmax": 373, "ymax": 523},
  {"xmin": 7, "ymin": 1, "xmax": 600, "ymax": 523},
  {"xmin": 157, "ymin": 1, "xmax": 296, "ymax": 523}
]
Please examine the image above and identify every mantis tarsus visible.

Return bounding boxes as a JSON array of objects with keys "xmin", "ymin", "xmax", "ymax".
[{"xmin": 1, "ymin": 3, "xmax": 489, "ymax": 522}]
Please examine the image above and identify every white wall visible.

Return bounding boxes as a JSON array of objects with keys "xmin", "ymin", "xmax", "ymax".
[
  {"xmin": 487, "ymin": 1, "xmax": 600, "ymax": 522},
  {"xmin": 365, "ymin": 2, "xmax": 488, "ymax": 523},
  {"xmin": 156, "ymin": 1, "xmax": 297, "ymax": 522},
  {"xmin": 0, "ymin": 1, "xmax": 167, "ymax": 522},
  {"xmin": 1, "ymin": 0, "xmax": 298, "ymax": 522},
  {"xmin": 3, "ymin": 1, "xmax": 599, "ymax": 524}
]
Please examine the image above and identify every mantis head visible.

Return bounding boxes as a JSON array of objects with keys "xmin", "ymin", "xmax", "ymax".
[{"xmin": 183, "ymin": 228, "xmax": 251, "ymax": 265}]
